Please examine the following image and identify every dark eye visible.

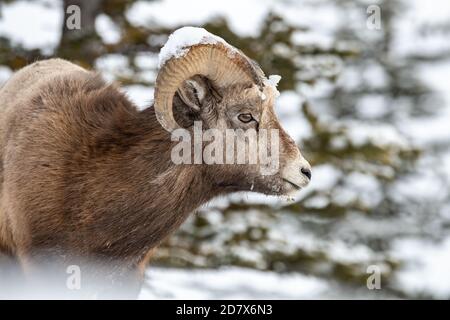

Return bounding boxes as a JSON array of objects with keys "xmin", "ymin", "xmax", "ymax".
[{"xmin": 238, "ymin": 113, "xmax": 254, "ymax": 123}]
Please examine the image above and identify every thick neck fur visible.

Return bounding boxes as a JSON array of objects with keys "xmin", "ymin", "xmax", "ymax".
[{"xmin": 58, "ymin": 79, "xmax": 217, "ymax": 266}]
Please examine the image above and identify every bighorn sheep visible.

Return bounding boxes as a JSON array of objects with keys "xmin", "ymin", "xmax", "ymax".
[{"xmin": 0, "ymin": 28, "xmax": 311, "ymax": 297}]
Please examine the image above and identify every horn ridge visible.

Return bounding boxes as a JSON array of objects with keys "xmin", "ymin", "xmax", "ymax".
[{"xmin": 154, "ymin": 42, "xmax": 263, "ymax": 132}]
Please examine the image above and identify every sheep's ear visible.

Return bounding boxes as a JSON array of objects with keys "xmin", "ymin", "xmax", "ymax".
[{"xmin": 176, "ymin": 76, "xmax": 209, "ymax": 111}]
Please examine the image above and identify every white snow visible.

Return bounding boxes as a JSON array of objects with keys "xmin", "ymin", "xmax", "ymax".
[
  {"xmin": 344, "ymin": 121, "xmax": 409, "ymax": 148},
  {"xmin": 392, "ymin": 237, "xmax": 450, "ymax": 299},
  {"xmin": 0, "ymin": 0, "xmax": 62, "ymax": 52},
  {"xmin": 355, "ymin": 95, "xmax": 390, "ymax": 119},
  {"xmin": 339, "ymin": 172, "xmax": 382, "ymax": 208},
  {"xmin": 123, "ymin": 85, "xmax": 154, "ymax": 111},
  {"xmin": 392, "ymin": 174, "xmax": 446, "ymax": 203},
  {"xmin": 266, "ymin": 75, "xmax": 281, "ymax": 98},
  {"xmin": 134, "ymin": 53, "xmax": 159, "ymax": 70},
  {"xmin": 397, "ymin": 60, "xmax": 450, "ymax": 146},
  {"xmin": 304, "ymin": 164, "xmax": 342, "ymax": 195},
  {"xmin": 94, "ymin": 54, "xmax": 132, "ymax": 83},
  {"xmin": 392, "ymin": 0, "xmax": 450, "ymax": 58},
  {"xmin": 291, "ymin": 31, "xmax": 334, "ymax": 50},
  {"xmin": 274, "ymin": 91, "xmax": 311, "ymax": 142},
  {"xmin": 127, "ymin": 0, "xmax": 342, "ymax": 39},
  {"xmin": 0, "ymin": 66, "xmax": 13, "ymax": 85},
  {"xmin": 140, "ymin": 267, "xmax": 328, "ymax": 299},
  {"xmin": 267, "ymin": 75, "xmax": 281, "ymax": 87},
  {"xmin": 127, "ymin": 0, "xmax": 272, "ymax": 37},
  {"xmin": 96, "ymin": 14, "xmax": 121, "ymax": 44},
  {"xmin": 158, "ymin": 26, "xmax": 231, "ymax": 68}
]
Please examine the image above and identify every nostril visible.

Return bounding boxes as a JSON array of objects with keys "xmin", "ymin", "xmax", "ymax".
[{"xmin": 301, "ymin": 167, "xmax": 312, "ymax": 180}]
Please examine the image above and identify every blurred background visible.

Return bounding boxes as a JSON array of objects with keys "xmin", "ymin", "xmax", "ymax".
[{"xmin": 1, "ymin": 0, "xmax": 450, "ymax": 299}]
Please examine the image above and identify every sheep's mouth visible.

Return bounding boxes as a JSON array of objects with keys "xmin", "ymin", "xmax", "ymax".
[
  {"xmin": 282, "ymin": 179, "xmax": 302, "ymax": 190},
  {"xmin": 217, "ymin": 182, "xmax": 242, "ymax": 191}
]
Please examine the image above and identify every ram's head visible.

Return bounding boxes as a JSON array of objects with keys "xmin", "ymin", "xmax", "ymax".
[{"xmin": 154, "ymin": 27, "xmax": 311, "ymax": 196}]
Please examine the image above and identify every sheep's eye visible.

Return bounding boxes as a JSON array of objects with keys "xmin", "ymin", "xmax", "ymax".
[{"xmin": 238, "ymin": 113, "xmax": 254, "ymax": 123}]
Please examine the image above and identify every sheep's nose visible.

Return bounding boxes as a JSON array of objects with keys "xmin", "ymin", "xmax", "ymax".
[{"xmin": 301, "ymin": 167, "xmax": 312, "ymax": 181}]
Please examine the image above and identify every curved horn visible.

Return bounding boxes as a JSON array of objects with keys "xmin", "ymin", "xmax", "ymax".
[{"xmin": 154, "ymin": 42, "xmax": 263, "ymax": 132}]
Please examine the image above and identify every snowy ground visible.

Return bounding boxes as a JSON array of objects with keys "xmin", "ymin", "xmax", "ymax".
[
  {"xmin": 140, "ymin": 267, "xmax": 396, "ymax": 300},
  {"xmin": 140, "ymin": 267, "xmax": 328, "ymax": 300}
]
